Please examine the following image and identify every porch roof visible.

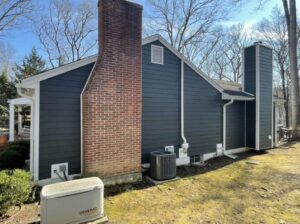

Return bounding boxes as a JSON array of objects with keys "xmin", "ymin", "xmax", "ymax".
[{"xmin": 8, "ymin": 97, "xmax": 31, "ymax": 106}]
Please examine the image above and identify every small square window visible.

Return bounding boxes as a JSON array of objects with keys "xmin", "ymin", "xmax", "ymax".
[{"xmin": 151, "ymin": 45, "xmax": 164, "ymax": 65}]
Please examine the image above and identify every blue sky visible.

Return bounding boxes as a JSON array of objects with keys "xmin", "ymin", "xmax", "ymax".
[{"xmin": 3, "ymin": 0, "xmax": 283, "ymax": 64}]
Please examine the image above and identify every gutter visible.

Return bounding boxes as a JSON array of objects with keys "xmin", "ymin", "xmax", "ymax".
[{"xmin": 222, "ymin": 99, "xmax": 237, "ymax": 159}]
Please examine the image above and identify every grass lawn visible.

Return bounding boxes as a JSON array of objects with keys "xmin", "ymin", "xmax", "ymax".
[
  {"xmin": 3, "ymin": 143, "xmax": 300, "ymax": 223},
  {"xmin": 105, "ymin": 144, "xmax": 300, "ymax": 224}
]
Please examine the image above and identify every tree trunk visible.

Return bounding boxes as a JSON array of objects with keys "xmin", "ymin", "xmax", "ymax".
[
  {"xmin": 280, "ymin": 66, "xmax": 289, "ymax": 127},
  {"xmin": 283, "ymin": 0, "xmax": 299, "ymax": 137}
]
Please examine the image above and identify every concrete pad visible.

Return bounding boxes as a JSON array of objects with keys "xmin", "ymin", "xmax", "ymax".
[
  {"xmin": 86, "ymin": 216, "xmax": 108, "ymax": 224},
  {"xmin": 145, "ymin": 175, "xmax": 180, "ymax": 185}
]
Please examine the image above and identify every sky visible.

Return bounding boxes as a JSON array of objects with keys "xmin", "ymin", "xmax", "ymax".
[{"xmin": 2, "ymin": 0, "xmax": 283, "ymax": 64}]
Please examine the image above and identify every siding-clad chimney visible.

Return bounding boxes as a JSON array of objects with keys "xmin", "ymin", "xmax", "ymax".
[
  {"xmin": 82, "ymin": 0, "xmax": 142, "ymax": 182},
  {"xmin": 244, "ymin": 43, "xmax": 273, "ymax": 150}
]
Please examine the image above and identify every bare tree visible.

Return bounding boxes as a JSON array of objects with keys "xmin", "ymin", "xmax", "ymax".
[
  {"xmin": 0, "ymin": 0, "xmax": 32, "ymax": 33},
  {"xmin": 204, "ymin": 24, "xmax": 251, "ymax": 82},
  {"xmin": 145, "ymin": 0, "xmax": 232, "ymax": 60},
  {"xmin": 0, "ymin": 41, "xmax": 15, "ymax": 79},
  {"xmin": 223, "ymin": 24, "xmax": 251, "ymax": 82},
  {"xmin": 34, "ymin": 0, "xmax": 97, "ymax": 68},
  {"xmin": 256, "ymin": 7, "xmax": 290, "ymax": 127},
  {"xmin": 282, "ymin": 0, "xmax": 299, "ymax": 136}
]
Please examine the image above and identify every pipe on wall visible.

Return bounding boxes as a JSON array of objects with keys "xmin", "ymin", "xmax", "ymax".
[
  {"xmin": 180, "ymin": 58, "xmax": 189, "ymax": 151},
  {"xmin": 223, "ymin": 99, "xmax": 234, "ymax": 152}
]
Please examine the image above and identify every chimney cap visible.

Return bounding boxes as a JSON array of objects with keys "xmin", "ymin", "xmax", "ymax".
[{"xmin": 253, "ymin": 41, "xmax": 263, "ymax": 45}]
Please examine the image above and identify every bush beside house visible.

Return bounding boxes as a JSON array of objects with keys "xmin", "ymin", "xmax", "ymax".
[
  {"xmin": 0, "ymin": 141, "xmax": 30, "ymax": 170},
  {"xmin": 0, "ymin": 169, "xmax": 32, "ymax": 216}
]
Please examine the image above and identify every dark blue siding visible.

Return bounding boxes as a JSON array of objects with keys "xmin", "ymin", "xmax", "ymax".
[
  {"xmin": 142, "ymin": 41, "xmax": 181, "ymax": 163},
  {"xmin": 244, "ymin": 46, "xmax": 256, "ymax": 148},
  {"xmin": 259, "ymin": 46, "xmax": 273, "ymax": 149},
  {"xmin": 39, "ymin": 63, "xmax": 94, "ymax": 179},
  {"xmin": 226, "ymin": 101, "xmax": 245, "ymax": 149},
  {"xmin": 142, "ymin": 40, "xmax": 224, "ymax": 162},
  {"xmin": 184, "ymin": 65, "xmax": 223, "ymax": 156}
]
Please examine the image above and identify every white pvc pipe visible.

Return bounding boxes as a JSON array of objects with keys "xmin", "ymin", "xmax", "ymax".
[
  {"xmin": 223, "ymin": 99, "xmax": 234, "ymax": 152},
  {"xmin": 181, "ymin": 58, "xmax": 189, "ymax": 150}
]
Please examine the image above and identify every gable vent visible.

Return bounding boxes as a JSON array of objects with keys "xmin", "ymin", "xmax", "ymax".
[{"xmin": 151, "ymin": 45, "xmax": 164, "ymax": 65}]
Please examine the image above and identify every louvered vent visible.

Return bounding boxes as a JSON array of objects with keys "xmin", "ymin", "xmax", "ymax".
[{"xmin": 151, "ymin": 45, "xmax": 164, "ymax": 64}]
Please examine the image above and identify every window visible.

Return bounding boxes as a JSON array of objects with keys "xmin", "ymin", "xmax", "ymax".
[{"xmin": 151, "ymin": 45, "xmax": 164, "ymax": 65}]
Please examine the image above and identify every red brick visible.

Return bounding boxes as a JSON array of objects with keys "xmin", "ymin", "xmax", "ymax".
[{"xmin": 82, "ymin": 0, "xmax": 142, "ymax": 177}]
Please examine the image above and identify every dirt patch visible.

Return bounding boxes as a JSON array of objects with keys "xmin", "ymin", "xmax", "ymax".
[{"xmin": 0, "ymin": 203, "xmax": 39, "ymax": 224}]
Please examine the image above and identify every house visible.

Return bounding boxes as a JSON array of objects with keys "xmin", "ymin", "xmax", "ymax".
[{"xmin": 13, "ymin": 0, "xmax": 274, "ymax": 185}]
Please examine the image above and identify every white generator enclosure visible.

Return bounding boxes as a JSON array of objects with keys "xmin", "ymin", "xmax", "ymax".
[{"xmin": 40, "ymin": 177, "xmax": 104, "ymax": 224}]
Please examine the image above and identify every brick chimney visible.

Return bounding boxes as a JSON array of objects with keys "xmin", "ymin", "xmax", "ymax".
[{"xmin": 82, "ymin": 0, "xmax": 142, "ymax": 183}]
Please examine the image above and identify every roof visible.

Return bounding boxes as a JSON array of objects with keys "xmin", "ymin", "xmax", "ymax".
[
  {"xmin": 19, "ymin": 34, "xmax": 254, "ymax": 101},
  {"xmin": 19, "ymin": 55, "xmax": 97, "ymax": 88},
  {"xmin": 8, "ymin": 97, "xmax": 32, "ymax": 105},
  {"xmin": 215, "ymin": 80, "xmax": 242, "ymax": 91},
  {"xmin": 215, "ymin": 80, "xmax": 255, "ymax": 101}
]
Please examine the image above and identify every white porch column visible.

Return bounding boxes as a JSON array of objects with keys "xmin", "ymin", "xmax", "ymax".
[
  {"xmin": 30, "ymin": 102, "xmax": 34, "ymax": 175},
  {"xmin": 18, "ymin": 106, "xmax": 22, "ymax": 135},
  {"xmin": 9, "ymin": 103, "xmax": 15, "ymax": 142}
]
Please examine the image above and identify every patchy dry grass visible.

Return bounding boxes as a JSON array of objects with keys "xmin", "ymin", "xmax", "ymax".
[{"xmin": 105, "ymin": 144, "xmax": 300, "ymax": 224}]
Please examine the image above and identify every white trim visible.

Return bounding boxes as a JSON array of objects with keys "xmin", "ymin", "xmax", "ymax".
[
  {"xmin": 21, "ymin": 35, "xmax": 224, "ymax": 93},
  {"xmin": 221, "ymin": 93, "xmax": 254, "ymax": 101},
  {"xmin": 143, "ymin": 35, "xmax": 224, "ymax": 93},
  {"xmin": 271, "ymin": 50, "xmax": 274, "ymax": 148},
  {"xmin": 151, "ymin": 44, "xmax": 164, "ymax": 65},
  {"xmin": 80, "ymin": 61, "xmax": 97, "ymax": 176},
  {"xmin": 29, "ymin": 101, "xmax": 34, "ymax": 174},
  {"xmin": 242, "ymin": 48, "xmax": 245, "ymax": 92},
  {"xmin": 255, "ymin": 45, "xmax": 260, "ymax": 150},
  {"xmin": 9, "ymin": 103, "xmax": 14, "ymax": 142},
  {"xmin": 33, "ymin": 82, "xmax": 40, "ymax": 181},
  {"xmin": 8, "ymin": 97, "xmax": 32, "ymax": 105},
  {"xmin": 20, "ymin": 55, "xmax": 98, "ymax": 88},
  {"xmin": 36, "ymin": 173, "xmax": 81, "ymax": 186},
  {"xmin": 223, "ymin": 99, "xmax": 234, "ymax": 152}
]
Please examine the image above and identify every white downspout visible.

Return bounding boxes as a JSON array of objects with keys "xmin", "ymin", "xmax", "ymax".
[
  {"xmin": 180, "ymin": 58, "xmax": 189, "ymax": 152},
  {"xmin": 223, "ymin": 99, "xmax": 237, "ymax": 159}
]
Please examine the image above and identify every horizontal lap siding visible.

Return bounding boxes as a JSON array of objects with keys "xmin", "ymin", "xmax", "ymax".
[
  {"xmin": 259, "ymin": 46, "xmax": 273, "ymax": 149},
  {"xmin": 39, "ymin": 63, "xmax": 94, "ymax": 179},
  {"xmin": 142, "ymin": 41, "xmax": 181, "ymax": 163},
  {"xmin": 226, "ymin": 101, "xmax": 245, "ymax": 149},
  {"xmin": 184, "ymin": 65, "xmax": 223, "ymax": 156},
  {"xmin": 244, "ymin": 46, "xmax": 256, "ymax": 148}
]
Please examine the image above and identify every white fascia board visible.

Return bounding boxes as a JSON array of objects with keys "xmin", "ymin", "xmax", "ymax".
[
  {"xmin": 8, "ymin": 97, "xmax": 31, "ymax": 105},
  {"xmin": 21, "ymin": 35, "xmax": 223, "ymax": 94},
  {"xmin": 142, "ymin": 35, "xmax": 224, "ymax": 93},
  {"xmin": 221, "ymin": 93, "xmax": 255, "ymax": 101},
  {"xmin": 20, "ymin": 55, "xmax": 98, "ymax": 88}
]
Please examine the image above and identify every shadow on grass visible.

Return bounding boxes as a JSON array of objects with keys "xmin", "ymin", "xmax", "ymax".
[
  {"xmin": 105, "ymin": 141, "xmax": 300, "ymax": 197},
  {"xmin": 105, "ymin": 149, "xmax": 267, "ymax": 197}
]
